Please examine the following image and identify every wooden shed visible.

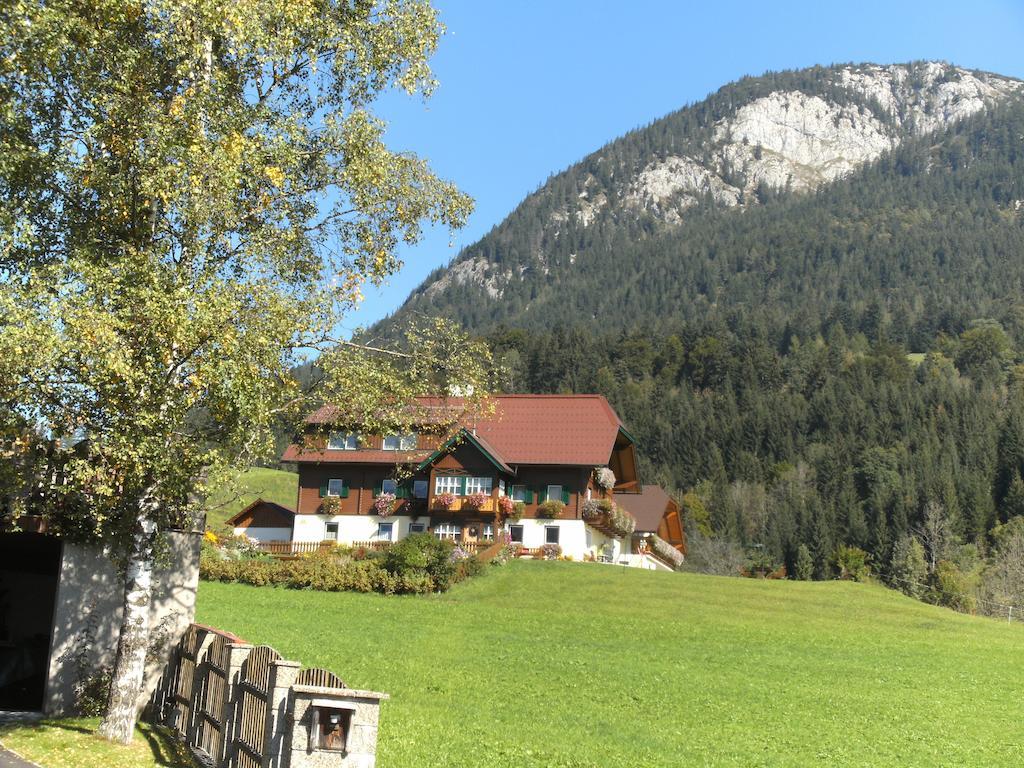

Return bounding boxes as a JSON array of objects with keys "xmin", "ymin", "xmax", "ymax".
[{"xmin": 225, "ymin": 499, "xmax": 296, "ymax": 543}]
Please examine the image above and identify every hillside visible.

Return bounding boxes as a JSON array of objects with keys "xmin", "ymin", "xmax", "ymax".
[
  {"xmin": 374, "ymin": 61, "xmax": 1024, "ymax": 340},
  {"xmin": 203, "ymin": 467, "xmax": 298, "ymax": 531},
  {"xmin": 197, "ymin": 562, "xmax": 1024, "ymax": 767}
]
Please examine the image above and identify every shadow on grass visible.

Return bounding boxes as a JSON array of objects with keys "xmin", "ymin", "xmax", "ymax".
[{"xmin": 138, "ymin": 723, "xmax": 197, "ymax": 768}]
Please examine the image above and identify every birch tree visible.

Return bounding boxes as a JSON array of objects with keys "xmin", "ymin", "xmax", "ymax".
[{"xmin": 0, "ymin": 0, "xmax": 491, "ymax": 744}]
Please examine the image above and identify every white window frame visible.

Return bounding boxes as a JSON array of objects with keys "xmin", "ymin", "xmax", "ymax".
[
  {"xmin": 409, "ymin": 522, "xmax": 427, "ymax": 534},
  {"xmin": 508, "ymin": 524, "xmax": 524, "ymax": 544},
  {"xmin": 327, "ymin": 432, "xmax": 358, "ymax": 450},
  {"xmin": 327, "ymin": 479, "xmax": 345, "ymax": 497},
  {"xmin": 324, "ymin": 522, "xmax": 339, "ymax": 541},
  {"xmin": 511, "ymin": 484, "xmax": 527, "ymax": 502},
  {"xmin": 544, "ymin": 525, "xmax": 560, "ymax": 545},
  {"xmin": 435, "ymin": 475, "xmax": 461, "ymax": 495},
  {"xmin": 382, "ymin": 434, "xmax": 400, "ymax": 451},
  {"xmin": 465, "ymin": 476, "xmax": 493, "ymax": 495},
  {"xmin": 483, "ymin": 523, "xmax": 494, "ymax": 541},
  {"xmin": 381, "ymin": 478, "xmax": 397, "ymax": 495},
  {"xmin": 412, "ymin": 480, "xmax": 428, "ymax": 499},
  {"xmin": 434, "ymin": 522, "xmax": 462, "ymax": 541},
  {"xmin": 377, "ymin": 521, "xmax": 394, "ymax": 541},
  {"xmin": 546, "ymin": 485, "xmax": 563, "ymax": 502}
]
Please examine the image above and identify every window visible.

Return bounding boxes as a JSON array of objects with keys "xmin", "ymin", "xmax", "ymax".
[
  {"xmin": 327, "ymin": 432, "xmax": 358, "ymax": 450},
  {"xmin": 434, "ymin": 522, "xmax": 462, "ymax": 541},
  {"xmin": 409, "ymin": 522, "xmax": 426, "ymax": 534},
  {"xmin": 383, "ymin": 432, "xmax": 417, "ymax": 450},
  {"xmin": 327, "ymin": 479, "xmax": 345, "ymax": 497},
  {"xmin": 508, "ymin": 524, "xmax": 524, "ymax": 544},
  {"xmin": 464, "ymin": 476, "xmax": 493, "ymax": 495},
  {"xmin": 546, "ymin": 485, "xmax": 563, "ymax": 503},
  {"xmin": 435, "ymin": 475, "xmax": 461, "ymax": 495},
  {"xmin": 482, "ymin": 523, "xmax": 494, "ymax": 541},
  {"xmin": 511, "ymin": 484, "xmax": 527, "ymax": 502},
  {"xmin": 413, "ymin": 480, "xmax": 428, "ymax": 499},
  {"xmin": 377, "ymin": 521, "xmax": 394, "ymax": 541},
  {"xmin": 324, "ymin": 522, "xmax": 339, "ymax": 541},
  {"xmin": 381, "ymin": 479, "xmax": 397, "ymax": 495},
  {"xmin": 545, "ymin": 525, "xmax": 560, "ymax": 545}
]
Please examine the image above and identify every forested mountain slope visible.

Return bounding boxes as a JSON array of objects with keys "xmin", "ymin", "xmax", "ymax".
[{"xmin": 364, "ymin": 62, "xmax": 1024, "ymax": 595}]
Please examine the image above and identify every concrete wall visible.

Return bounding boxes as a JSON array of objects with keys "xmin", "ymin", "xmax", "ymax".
[{"xmin": 44, "ymin": 530, "xmax": 201, "ymax": 716}]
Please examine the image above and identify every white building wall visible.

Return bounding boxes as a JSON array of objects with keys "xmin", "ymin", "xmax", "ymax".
[
  {"xmin": 506, "ymin": 519, "xmax": 622, "ymax": 561},
  {"xmin": 293, "ymin": 514, "xmax": 431, "ymax": 544},
  {"xmin": 233, "ymin": 526, "xmax": 292, "ymax": 543}
]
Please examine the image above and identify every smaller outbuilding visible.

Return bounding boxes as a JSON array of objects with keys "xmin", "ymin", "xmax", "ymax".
[
  {"xmin": 226, "ymin": 499, "xmax": 296, "ymax": 543},
  {"xmin": 617, "ymin": 485, "xmax": 687, "ymax": 561}
]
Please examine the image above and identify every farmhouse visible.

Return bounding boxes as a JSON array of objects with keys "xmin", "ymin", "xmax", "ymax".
[{"xmin": 233, "ymin": 395, "xmax": 684, "ymax": 564}]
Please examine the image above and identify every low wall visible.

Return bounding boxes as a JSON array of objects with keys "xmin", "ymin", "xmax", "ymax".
[{"xmin": 44, "ymin": 530, "xmax": 201, "ymax": 716}]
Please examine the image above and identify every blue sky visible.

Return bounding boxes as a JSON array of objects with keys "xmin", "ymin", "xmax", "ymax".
[{"xmin": 344, "ymin": 0, "xmax": 1024, "ymax": 333}]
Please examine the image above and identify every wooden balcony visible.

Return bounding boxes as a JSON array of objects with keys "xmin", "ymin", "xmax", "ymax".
[{"xmin": 428, "ymin": 497, "xmax": 495, "ymax": 513}]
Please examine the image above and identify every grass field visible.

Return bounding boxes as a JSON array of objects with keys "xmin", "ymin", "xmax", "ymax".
[
  {"xmin": 203, "ymin": 467, "xmax": 298, "ymax": 531},
  {"xmin": 197, "ymin": 561, "xmax": 1024, "ymax": 767},
  {"xmin": 0, "ymin": 719, "xmax": 191, "ymax": 768}
]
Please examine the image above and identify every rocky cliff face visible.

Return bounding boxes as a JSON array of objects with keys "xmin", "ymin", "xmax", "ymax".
[{"xmin": 412, "ymin": 62, "xmax": 1022, "ymax": 303}]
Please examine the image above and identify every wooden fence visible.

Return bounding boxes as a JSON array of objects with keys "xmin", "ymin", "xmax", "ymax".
[{"xmin": 150, "ymin": 623, "xmax": 348, "ymax": 768}]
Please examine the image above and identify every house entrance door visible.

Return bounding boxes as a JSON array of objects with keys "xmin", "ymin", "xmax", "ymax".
[{"xmin": 462, "ymin": 521, "xmax": 481, "ymax": 547}]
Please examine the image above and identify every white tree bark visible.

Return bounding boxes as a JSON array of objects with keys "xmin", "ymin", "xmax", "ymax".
[{"xmin": 97, "ymin": 505, "xmax": 159, "ymax": 745}]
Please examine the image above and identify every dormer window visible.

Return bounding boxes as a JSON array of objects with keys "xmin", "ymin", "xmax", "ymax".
[
  {"xmin": 327, "ymin": 432, "xmax": 358, "ymax": 450},
  {"xmin": 383, "ymin": 432, "xmax": 417, "ymax": 450}
]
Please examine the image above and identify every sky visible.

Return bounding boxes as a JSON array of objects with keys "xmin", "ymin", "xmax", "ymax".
[{"xmin": 343, "ymin": 0, "xmax": 1024, "ymax": 333}]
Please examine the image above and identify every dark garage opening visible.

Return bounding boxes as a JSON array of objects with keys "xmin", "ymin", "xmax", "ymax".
[{"xmin": 0, "ymin": 533, "xmax": 61, "ymax": 712}]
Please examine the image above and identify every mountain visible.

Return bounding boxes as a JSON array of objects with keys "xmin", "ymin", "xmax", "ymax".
[
  {"xmin": 364, "ymin": 62, "xmax": 1024, "ymax": 591},
  {"xmin": 373, "ymin": 61, "xmax": 1024, "ymax": 340}
]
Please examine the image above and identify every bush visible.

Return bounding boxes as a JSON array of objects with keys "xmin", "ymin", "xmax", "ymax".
[
  {"xmin": 540, "ymin": 543, "xmax": 562, "ymax": 560},
  {"xmin": 536, "ymin": 500, "xmax": 564, "ymax": 519},
  {"xmin": 833, "ymin": 545, "xmax": 871, "ymax": 581},
  {"xmin": 794, "ymin": 543, "xmax": 814, "ymax": 581},
  {"xmin": 383, "ymin": 533, "xmax": 463, "ymax": 591},
  {"xmin": 490, "ymin": 543, "xmax": 519, "ymax": 565},
  {"xmin": 929, "ymin": 560, "xmax": 976, "ymax": 613},
  {"xmin": 889, "ymin": 535, "xmax": 927, "ymax": 598},
  {"xmin": 509, "ymin": 501, "xmax": 525, "ymax": 522}
]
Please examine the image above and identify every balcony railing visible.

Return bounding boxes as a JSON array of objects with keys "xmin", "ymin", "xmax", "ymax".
[{"xmin": 429, "ymin": 497, "xmax": 495, "ymax": 513}]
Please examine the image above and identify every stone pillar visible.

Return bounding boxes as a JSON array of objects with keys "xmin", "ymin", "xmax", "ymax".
[
  {"xmin": 221, "ymin": 642, "xmax": 253, "ymax": 768},
  {"xmin": 264, "ymin": 659, "xmax": 302, "ymax": 768},
  {"xmin": 285, "ymin": 685, "xmax": 389, "ymax": 768}
]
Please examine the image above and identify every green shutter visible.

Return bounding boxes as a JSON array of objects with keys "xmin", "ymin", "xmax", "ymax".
[
  {"xmin": 524, "ymin": 488, "xmax": 534, "ymax": 504},
  {"xmin": 536, "ymin": 487, "xmax": 546, "ymax": 503},
  {"xmin": 373, "ymin": 482, "xmax": 383, "ymax": 497},
  {"xmin": 340, "ymin": 482, "xmax": 349, "ymax": 499},
  {"xmin": 319, "ymin": 482, "xmax": 328, "ymax": 498},
  {"xmin": 396, "ymin": 484, "xmax": 408, "ymax": 499},
  {"xmin": 458, "ymin": 476, "xmax": 466, "ymax": 495},
  {"xmin": 561, "ymin": 488, "xmax": 570, "ymax": 504}
]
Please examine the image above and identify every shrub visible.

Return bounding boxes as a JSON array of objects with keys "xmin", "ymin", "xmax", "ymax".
[
  {"xmin": 929, "ymin": 560, "xmax": 976, "ymax": 613},
  {"xmin": 540, "ymin": 543, "xmax": 562, "ymax": 560},
  {"xmin": 383, "ymin": 533, "xmax": 459, "ymax": 591},
  {"xmin": 490, "ymin": 543, "xmax": 519, "ymax": 565},
  {"xmin": 509, "ymin": 501, "xmax": 525, "ymax": 522},
  {"xmin": 889, "ymin": 535, "xmax": 927, "ymax": 598},
  {"xmin": 833, "ymin": 545, "xmax": 871, "ymax": 581},
  {"xmin": 537, "ymin": 500, "xmax": 565, "ymax": 519}
]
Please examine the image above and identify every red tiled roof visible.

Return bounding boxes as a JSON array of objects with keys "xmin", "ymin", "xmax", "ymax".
[
  {"xmin": 617, "ymin": 485, "xmax": 674, "ymax": 532},
  {"xmin": 286, "ymin": 394, "xmax": 627, "ymax": 468},
  {"xmin": 281, "ymin": 445, "xmax": 430, "ymax": 465}
]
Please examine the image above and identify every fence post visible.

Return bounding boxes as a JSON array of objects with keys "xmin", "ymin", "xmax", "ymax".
[
  {"xmin": 263, "ymin": 659, "xmax": 301, "ymax": 768},
  {"xmin": 187, "ymin": 630, "xmax": 216, "ymax": 750},
  {"xmin": 222, "ymin": 643, "xmax": 253, "ymax": 768}
]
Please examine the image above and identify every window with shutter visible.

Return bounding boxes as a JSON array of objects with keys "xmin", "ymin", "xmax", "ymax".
[
  {"xmin": 561, "ymin": 488, "xmax": 571, "ymax": 504},
  {"xmin": 319, "ymin": 482, "xmax": 328, "ymax": 498},
  {"xmin": 327, "ymin": 479, "xmax": 345, "ymax": 497}
]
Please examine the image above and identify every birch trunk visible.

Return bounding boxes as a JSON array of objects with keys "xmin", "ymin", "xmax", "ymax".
[{"xmin": 97, "ymin": 506, "xmax": 159, "ymax": 745}]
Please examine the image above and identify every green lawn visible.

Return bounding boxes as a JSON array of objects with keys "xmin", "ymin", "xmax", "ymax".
[
  {"xmin": 197, "ymin": 562, "xmax": 1024, "ymax": 767},
  {"xmin": 203, "ymin": 466, "xmax": 297, "ymax": 531},
  {"xmin": 0, "ymin": 719, "xmax": 191, "ymax": 768}
]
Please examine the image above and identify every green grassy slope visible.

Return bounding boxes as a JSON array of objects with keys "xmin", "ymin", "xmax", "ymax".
[
  {"xmin": 196, "ymin": 562, "xmax": 1024, "ymax": 767},
  {"xmin": 203, "ymin": 467, "xmax": 298, "ymax": 531}
]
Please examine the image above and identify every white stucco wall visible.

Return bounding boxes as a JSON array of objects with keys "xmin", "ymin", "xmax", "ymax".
[
  {"xmin": 293, "ymin": 515, "xmax": 431, "ymax": 544},
  {"xmin": 232, "ymin": 526, "xmax": 292, "ymax": 543}
]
